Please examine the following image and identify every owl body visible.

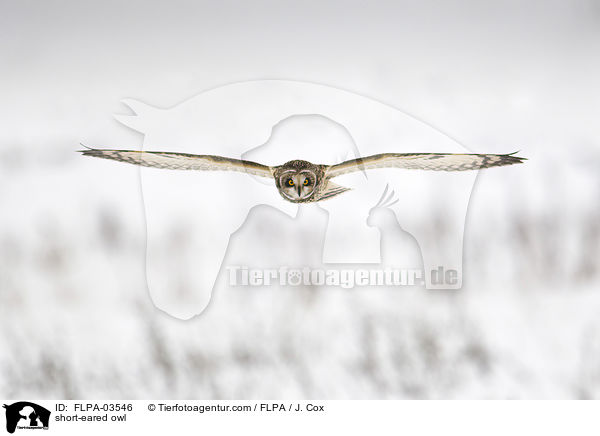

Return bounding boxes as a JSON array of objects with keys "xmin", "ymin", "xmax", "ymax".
[{"xmin": 80, "ymin": 148, "xmax": 525, "ymax": 203}]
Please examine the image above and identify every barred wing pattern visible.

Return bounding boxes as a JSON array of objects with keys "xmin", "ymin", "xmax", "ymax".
[
  {"xmin": 80, "ymin": 149, "xmax": 274, "ymax": 178},
  {"xmin": 326, "ymin": 152, "xmax": 526, "ymax": 178}
]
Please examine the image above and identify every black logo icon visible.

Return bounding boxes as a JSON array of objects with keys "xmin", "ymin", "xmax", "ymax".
[{"xmin": 3, "ymin": 402, "xmax": 50, "ymax": 434}]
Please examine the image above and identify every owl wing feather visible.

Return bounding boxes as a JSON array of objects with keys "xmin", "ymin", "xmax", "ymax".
[
  {"xmin": 325, "ymin": 152, "xmax": 526, "ymax": 178},
  {"xmin": 79, "ymin": 148, "xmax": 274, "ymax": 178},
  {"xmin": 317, "ymin": 181, "xmax": 352, "ymax": 201}
]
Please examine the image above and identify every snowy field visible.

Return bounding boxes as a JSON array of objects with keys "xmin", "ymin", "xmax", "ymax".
[{"xmin": 1, "ymin": 1, "xmax": 599, "ymax": 399}]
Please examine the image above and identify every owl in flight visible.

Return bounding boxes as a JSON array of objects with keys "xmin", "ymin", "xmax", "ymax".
[{"xmin": 80, "ymin": 148, "xmax": 525, "ymax": 203}]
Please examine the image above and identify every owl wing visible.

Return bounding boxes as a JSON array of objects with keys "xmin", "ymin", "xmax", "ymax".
[
  {"xmin": 325, "ymin": 152, "xmax": 525, "ymax": 178},
  {"xmin": 79, "ymin": 148, "xmax": 274, "ymax": 178}
]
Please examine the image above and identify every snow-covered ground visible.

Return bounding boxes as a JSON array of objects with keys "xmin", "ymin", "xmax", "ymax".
[
  {"xmin": 1, "ymin": 1, "xmax": 599, "ymax": 399},
  {"xmin": 1, "ymin": 148, "xmax": 599, "ymax": 399}
]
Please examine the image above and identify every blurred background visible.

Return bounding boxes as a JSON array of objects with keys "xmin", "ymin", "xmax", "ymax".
[{"xmin": 1, "ymin": 0, "xmax": 599, "ymax": 399}]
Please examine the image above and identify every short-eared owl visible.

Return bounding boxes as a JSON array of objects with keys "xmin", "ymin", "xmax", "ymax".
[{"xmin": 80, "ymin": 148, "xmax": 525, "ymax": 203}]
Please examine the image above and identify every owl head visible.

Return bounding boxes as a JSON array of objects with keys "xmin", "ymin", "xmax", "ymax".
[{"xmin": 274, "ymin": 160, "xmax": 323, "ymax": 203}]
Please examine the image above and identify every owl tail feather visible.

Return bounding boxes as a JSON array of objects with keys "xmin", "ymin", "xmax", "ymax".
[{"xmin": 318, "ymin": 181, "xmax": 351, "ymax": 201}]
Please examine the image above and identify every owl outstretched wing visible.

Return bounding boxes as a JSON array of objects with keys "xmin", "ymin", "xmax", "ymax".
[
  {"xmin": 79, "ymin": 148, "xmax": 274, "ymax": 178},
  {"xmin": 325, "ymin": 152, "xmax": 526, "ymax": 178}
]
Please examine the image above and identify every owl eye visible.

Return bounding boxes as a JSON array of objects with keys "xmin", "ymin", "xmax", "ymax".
[
  {"xmin": 287, "ymin": 179, "xmax": 294, "ymax": 186},
  {"xmin": 303, "ymin": 179, "xmax": 310, "ymax": 186}
]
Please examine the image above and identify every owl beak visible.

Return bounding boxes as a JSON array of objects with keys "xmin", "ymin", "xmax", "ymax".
[{"xmin": 297, "ymin": 185, "xmax": 302, "ymax": 197}]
